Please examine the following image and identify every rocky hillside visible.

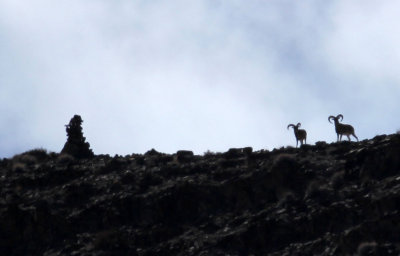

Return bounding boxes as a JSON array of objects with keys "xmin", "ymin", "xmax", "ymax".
[{"xmin": 1, "ymin": 134, "xmax": 400, "ymax": 255}]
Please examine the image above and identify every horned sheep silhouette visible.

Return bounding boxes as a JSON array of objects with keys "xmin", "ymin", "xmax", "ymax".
[
  {"xmin": 328, "ymin": 114, "xmax": 358, "ymax": 142},
  {"xmin": 287, "ymin": 123, "xmax": 307, "ymax": 147}
]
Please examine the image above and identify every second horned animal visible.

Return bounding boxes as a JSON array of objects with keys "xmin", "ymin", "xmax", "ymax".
[
  {"xmin": 328, "ymin": 114, "xmax": 358, "ymax": 142},
  {"xmin": 287, "ymin": 123, "xmax": 307, "ymax": 147}
]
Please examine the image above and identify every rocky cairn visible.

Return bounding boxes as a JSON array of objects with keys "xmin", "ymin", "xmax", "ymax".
[
  {"xmin": 61, "ymin": 115, "xmax": 94, "ymax": 159},
  {"xmin": 1, "ymin": 119, "xmax": 400, "ymax": 255}
]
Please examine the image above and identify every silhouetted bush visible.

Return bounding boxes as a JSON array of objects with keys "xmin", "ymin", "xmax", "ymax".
[
  {"xmin": 12, "ymin": 154, "xmax": 37, "ymax": 166},
  {"xmin": 22, "ymin": 148, "xmax": 49, "ymax": 162},
  {"xmin": 57, "ymin": 154, "xmax": 76, "ymax": 164},
  {"xmin": 304, "ymin": 180, "xmax": 333, "ymax": 206},
  {"xmin": 12, "ymin": 162, "xmax": 27, "ymax": 173},
  {"xmin": 100, "ymin": 157, "xmax": 126, "ymax": 174},
  {"xmin": 12, "ymin": 148, "xmax": 48, "ymax": 165},
  {"xmin": 224, "ymin": 148, "xmax": 243, "ymax": 159},
  {"xmin": 176, "ymin": 150, "xmax": 194, "ymax": 163},
  {"xmin": 203, "ymin": 150, "xmax": 217, "ymax": 159},
  {"xmin": 315, "ymin": 141, "xmax": 327, "ymax": 148},
  {"xmin": 242, "ymin": 147, "xmax": 253, "ymax": 155},
  {"xmin": 271, "ymin": 154, "xmax": 298, "ymax": 180},
  {"xmin": 135, "ymin": 156, "xmax": 145, "ymax": 165},
  {"xmin": 61, "ymin": 115, "xmax": 94, "ymax": 159},
  {"xmin": 269, "ymin": 153, "xmax": 309, "ymax": 197},
  {"xmin": 145, "ymin": 148, "xmax": 160, "ymax": 156}
]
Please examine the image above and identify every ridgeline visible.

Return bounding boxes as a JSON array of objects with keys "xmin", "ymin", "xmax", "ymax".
[{"xmin": 1, "ymin": 134, "xmax": 400, "ymax": 255}]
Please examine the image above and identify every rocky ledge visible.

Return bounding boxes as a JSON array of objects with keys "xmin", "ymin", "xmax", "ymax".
[{"xmin": 1, "ymin": 134, "xmax": 400, "ymax": 255}]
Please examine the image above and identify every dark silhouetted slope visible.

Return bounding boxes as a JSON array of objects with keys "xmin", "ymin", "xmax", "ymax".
[{"xmin": 1, "ymin": 134, "xmax": 400, "ymax": 255}]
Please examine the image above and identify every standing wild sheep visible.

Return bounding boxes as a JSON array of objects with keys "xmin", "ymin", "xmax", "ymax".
[
  {"xmin": 287, "ymin": 123, "xmax": 307, "ymax": 147},
  {"xmin": 328, "ymin": 114, "xmax": 358, "ymax": 142}
]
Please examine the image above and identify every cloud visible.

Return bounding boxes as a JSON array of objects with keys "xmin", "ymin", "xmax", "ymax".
[
  {"xmin": 322, "ymin": 2, "xmax": 400, "ymax": 81},
  {"xmin": 317, "ymin": 1, "xmax": 400, "ymax": 135},
  {"xmin": 0, "ymin": 1, "xmax": 399, "ymax": 157}
]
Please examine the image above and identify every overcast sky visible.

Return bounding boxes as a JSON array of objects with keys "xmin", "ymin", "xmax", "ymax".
[{"xmin": 1, "ymin": 0, "xmax": 399, "ymax": 157}]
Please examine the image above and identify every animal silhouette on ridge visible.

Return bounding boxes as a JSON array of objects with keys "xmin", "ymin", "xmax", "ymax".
[
  {"xmin": 287, "ymin": 123, "xmax": 307, "ymax": 147},
  {"xmin": 328, "ymin": 114, "xmax": 358, "ymax": 142}
]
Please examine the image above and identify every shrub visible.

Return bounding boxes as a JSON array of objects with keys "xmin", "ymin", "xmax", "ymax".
[
  {"xmin": 22, "ymin": 148, "xmax": 48, "ymax": 162},
  {"xmin": 304, "ymin": 180, "xmax": 333, "ymax": 206},
  {"xmin": 12, "ymin": 154, "xmax": 37, "ymax": 165},
  {"xmin": 270, "ymin": 153, "xmax": 305, "ymax": 194},
  {"xmin": 203, "ymin": 150, "xmax": 217, "ymax": 159},
  {"xmin": 176, "ymin": 150, "xmax": 194, "ymax": 163},
  {"xmin": 271, "ymin": 154, "xmax": 298, "ymax": 176},
  {"xmin": 12, "ymin": 162, "xmax": 27, "ymax": 173},
  {"xmin": 204, "ymin": 150, "xmax": 215, "ymax": 156},
  {"xmin": 145, "ymin": 148, "xmax": 160, "ymax": 156},
  {"xmin": 57, "ymin": 154, "xmax": 76, "ymax": 164}
]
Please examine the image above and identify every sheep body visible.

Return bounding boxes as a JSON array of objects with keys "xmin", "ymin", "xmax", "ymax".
[
  {"xmin": 328, "ymin": 114, "xmax": 358, "ymax": 142},
  {"xmin": 287, "ymin": 123, "xmax": 307, "ymax": 147}
]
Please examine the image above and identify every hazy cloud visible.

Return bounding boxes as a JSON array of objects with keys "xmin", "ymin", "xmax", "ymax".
[{"xmin": 0, "ymin": 0, "xmax": 399, "ymax": 157}]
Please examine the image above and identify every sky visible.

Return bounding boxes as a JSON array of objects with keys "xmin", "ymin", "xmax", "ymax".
[{"xmin": 1, "ymin": 0, "xmax": 400, "ymax": 158}]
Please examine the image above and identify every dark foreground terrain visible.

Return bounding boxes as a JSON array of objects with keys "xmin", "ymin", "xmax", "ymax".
[{"xmin": 1, "ymin": 134, "xmax": 400, "ymax": 255}]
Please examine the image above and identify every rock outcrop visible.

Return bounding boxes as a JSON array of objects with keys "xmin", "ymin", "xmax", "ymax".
[
  {"xmin": 61, "ymin": 115, "xmax": 94, "ymax": 159},
  {"xmin": 1, "ymin": 134, "xmax": 400, "ymax": 255}
]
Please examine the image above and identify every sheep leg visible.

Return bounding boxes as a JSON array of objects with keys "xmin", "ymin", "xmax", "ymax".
[{"xmin": 352, "ymin": 133, "xmax": 359, "ymax": 142}]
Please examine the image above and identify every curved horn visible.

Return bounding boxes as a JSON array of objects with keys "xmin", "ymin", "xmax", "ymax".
[
  {"xmin": 337, "ymin": 114, "xmax": 343, "ymax": 121},
  {"xmin": 296, "ymin": 123, "xmax": 301, "ymax": 128},
  {"xmin": 287, "ymin": 124, "xmax": 295, "ymax": 130},
  {"xmin": 328, "ymin": 116, "xmax": 335, "ymax": 123}
]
